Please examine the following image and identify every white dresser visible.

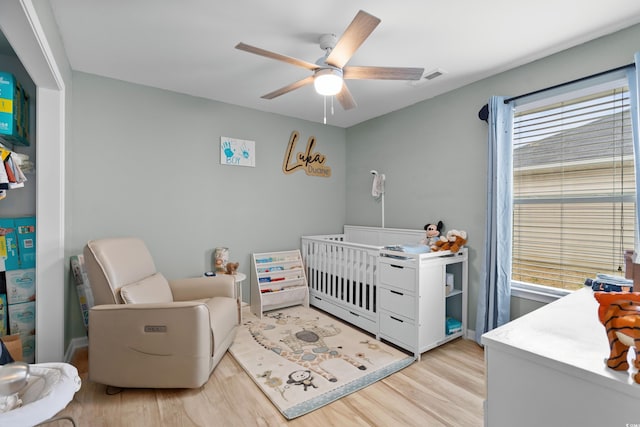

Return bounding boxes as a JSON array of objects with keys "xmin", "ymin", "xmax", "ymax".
[
  {"xmin": 377, "ymin": 248, "xmax": 468, "ymax": 359},
  {"xmin": 482, "ymin": 288, "xmax": 640, "ymax": 427}
]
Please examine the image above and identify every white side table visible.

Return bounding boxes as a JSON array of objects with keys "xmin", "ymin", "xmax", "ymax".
[{"xmin": 231, "ymin": 272, "xmax": 246, "ymax": 322}]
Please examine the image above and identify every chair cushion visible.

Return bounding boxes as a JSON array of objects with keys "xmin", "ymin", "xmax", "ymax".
[
  {"xmin": 120, "ymin": 273, "xmax": 173, "ymax": 304},
  {"xmin": 85, "ymin": 238, "xmax": 159, "ymax": 305}
]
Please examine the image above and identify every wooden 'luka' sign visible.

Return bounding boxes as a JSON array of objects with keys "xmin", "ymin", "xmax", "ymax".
[{"xmin": 282, "ymin": 131, "xmax": 331, "ymax": 177}]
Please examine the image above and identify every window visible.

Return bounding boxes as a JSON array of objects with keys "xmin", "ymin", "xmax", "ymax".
[{"xmin": 511, "ymin": 78, "xmax": 635, "ymax": 291}]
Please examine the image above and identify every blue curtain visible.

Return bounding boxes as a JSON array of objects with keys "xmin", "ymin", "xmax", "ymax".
[
  {"xmin": 475, "ymin": 96, "xmax": 513, "ymax": 344},
  {"xmin": 629, "ymin": 53, "xmax": 640, "ymax": 244}
]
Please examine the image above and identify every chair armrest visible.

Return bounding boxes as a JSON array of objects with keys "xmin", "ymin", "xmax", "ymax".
[
  {"xmin": 88, "ymin": 302, "xmax": 213, "ymax": 388},
  {"xmin": 89, "ymin": 302, "xmax": 212, "ymax": 342},
  {"xmin": 169, "ymin": 275, "xmax": 236, "ymax": 301}
]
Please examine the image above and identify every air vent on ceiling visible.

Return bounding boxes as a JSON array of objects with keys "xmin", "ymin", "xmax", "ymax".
[
  {"xmin": 408, "ymin": 68, "xmax": 446, "ymax": 87},
  {"xmin": 424, "ymin": 69, "xmax": 445, "ymax": 80}
]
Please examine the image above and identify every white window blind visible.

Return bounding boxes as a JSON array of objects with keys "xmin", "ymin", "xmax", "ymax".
[{"xmin": 512, "ymin": 84, "xmax": 635, "ymax": 291}]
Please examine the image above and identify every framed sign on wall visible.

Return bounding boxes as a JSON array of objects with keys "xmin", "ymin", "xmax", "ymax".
[
  {"xmin": 220, "ymin": 136, "xmax": 255, "ymax": 167},
  {"xmin": 282, "ymin": 130, "xmax": 331, "ymax": 177}
]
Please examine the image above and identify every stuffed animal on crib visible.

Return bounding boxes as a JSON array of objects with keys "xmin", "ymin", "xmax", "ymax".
[
  {"xmin": 421, "ymin": 221, "xmax": 444, "ymax": 246},
  {"xmin": 593, "ymin": 291, "xmax": 640, "ymax": 384},
  {"xmin": 432, "ymin": 229, "xmax": 467, "ymax": 253},
  {"xmin": 225, "ymin": 262, "xmax": 239, "ymax": 275}
]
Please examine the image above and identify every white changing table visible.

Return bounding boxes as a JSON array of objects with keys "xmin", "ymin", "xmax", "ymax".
[{"xmin": 482, "ymin": 288, "xmax": 640, "ymax": 427}]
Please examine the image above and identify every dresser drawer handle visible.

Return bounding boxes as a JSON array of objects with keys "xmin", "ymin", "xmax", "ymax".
[
  {"xmin": 349, "ymin": 311, "xmax": 360, "ymax": 317},
  {"xmin": 390, "ymin": 264, "xmax": 404, "ymax": 269},
  {"xmin": 389, "ymin": 316, "xmax": 404, "ymax": 323},
  {"xmin": 390, "ymin": 290, "xmax": 403, "ymax": 296}
]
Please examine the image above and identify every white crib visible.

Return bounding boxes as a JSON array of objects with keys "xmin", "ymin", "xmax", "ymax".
[{"xmin": 301, "ymin": 225, "xmax": 425, "ymax": 334}]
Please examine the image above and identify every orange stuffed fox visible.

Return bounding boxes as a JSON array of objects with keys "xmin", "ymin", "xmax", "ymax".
[{"xmin": 593, "ymin": 291, "xmax": 640, "ymax": 384}]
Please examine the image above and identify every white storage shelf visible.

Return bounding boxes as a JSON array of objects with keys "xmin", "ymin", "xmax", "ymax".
[{"xmin": 251, "ymin": 250, "xmax": 309, "ymax": 317}]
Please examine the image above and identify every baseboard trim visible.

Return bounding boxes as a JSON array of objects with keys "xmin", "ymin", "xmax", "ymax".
[{"xmin": 64, "ymin": 336, "xmax": 88, "ymax": 363}]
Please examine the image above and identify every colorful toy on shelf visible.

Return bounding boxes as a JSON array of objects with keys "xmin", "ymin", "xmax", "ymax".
[
  {"xmin": 421, "ymin": 221, "xmax": 444, "ymax": 246},
  {"xmin": 593, "ymin": 291, "xmax": 640, "ymax": 384},
  {"xmin": 431, "ymin": 229, "xmax": 467, "ymax": 253}
]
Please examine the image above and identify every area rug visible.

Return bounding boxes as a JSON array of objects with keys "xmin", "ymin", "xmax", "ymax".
[{"xmin": 229, "ymin": 305, "xmax": 414, "ymax": 419}]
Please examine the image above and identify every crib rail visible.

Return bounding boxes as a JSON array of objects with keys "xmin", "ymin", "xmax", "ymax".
[{"xmin": 301, "ymin": 235, "xmax": 380, "ymax": 318}]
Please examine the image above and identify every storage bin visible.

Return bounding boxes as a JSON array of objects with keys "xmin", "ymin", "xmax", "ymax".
[
  {"xmin": 446, "ymin": 317, "xmax": 462, "ymax": 335},
  {"xmin": 0, "ymin": 72, "xmax": 30, "ymax": 146}
]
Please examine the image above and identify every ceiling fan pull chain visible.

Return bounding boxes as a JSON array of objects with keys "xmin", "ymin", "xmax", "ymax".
[{"xmin": 323, "ymin": 95, "xmax": 327, "ymax": 124}]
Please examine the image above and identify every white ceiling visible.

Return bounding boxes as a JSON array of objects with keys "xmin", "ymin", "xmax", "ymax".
[{"xmin": 47, "ymin": 0, "xmax": 640, "ymax": 128}]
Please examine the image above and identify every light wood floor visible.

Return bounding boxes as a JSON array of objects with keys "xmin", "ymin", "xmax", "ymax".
[{"xmin": 48, "ymin": 337, "xmax": 484, "ymax": 426}]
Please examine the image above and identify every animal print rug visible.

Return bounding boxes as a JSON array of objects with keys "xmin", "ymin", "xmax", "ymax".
[{"xmin": 229, "ymin": 305, "xmax": 414, "ymax": 419}]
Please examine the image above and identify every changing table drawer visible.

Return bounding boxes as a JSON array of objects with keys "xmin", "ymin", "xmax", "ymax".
[
  {"xmin": 379, "ymin": 287, "xmax": 415, "ymax": 320},
  {"xmin": 378, "ymin": 260, "xmax": 415, "ymax": 292},
  {"xmin": 379, "ymin": 311, "xmax": 415, "ymax": 349}
]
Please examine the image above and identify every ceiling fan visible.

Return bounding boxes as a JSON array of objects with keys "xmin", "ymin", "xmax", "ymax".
[{"xmin": 235, "ymin": 10, "xmax": 425, "ymax": 111}]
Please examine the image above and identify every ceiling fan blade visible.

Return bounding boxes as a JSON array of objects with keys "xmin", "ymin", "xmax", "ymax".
[
  {"xmin": 326, "ymin": 10, "xmax": 381, "ymax": 69},
  {"xmin": 343, "ymin": 66, "xmax": 424, "ymax": 80},
  {"xmin": 235, "ymin": 42, "xmax": 318, "ymax": 71},
  {"xmin": 336, "ymin": 83, "xmax": 357, "ymax": 110},
  {"xmin": 261, "ymin": 76, "xmax": 315, "ymax": 99}
]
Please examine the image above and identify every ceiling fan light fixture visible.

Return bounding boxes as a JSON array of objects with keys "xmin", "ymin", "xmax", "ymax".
[{"xmin": 314, "ymin": 68, "xmax": 343, "ymax": 96}]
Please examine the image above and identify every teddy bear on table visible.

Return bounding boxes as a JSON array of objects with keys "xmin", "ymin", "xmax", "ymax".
[
  {"xmin": 432, "ymin": 229, "xmax": 467, "ymax": 253},
  {"xmin": 421, "ymin": 221, "xmax": 444, "ymax": 246},
  {"xmin": 225, "ymin": 262, "xmax": 239, "ymax": 275}
]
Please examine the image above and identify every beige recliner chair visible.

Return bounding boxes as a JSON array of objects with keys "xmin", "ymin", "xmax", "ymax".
[{"xmin": 83, "ymin": 237, "xmax": 239, "ymax": 389}]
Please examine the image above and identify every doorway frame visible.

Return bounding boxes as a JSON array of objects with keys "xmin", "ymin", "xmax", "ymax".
[{"xmin": 0, "ymin": 0, "xmax": 66, "ymax": 362}]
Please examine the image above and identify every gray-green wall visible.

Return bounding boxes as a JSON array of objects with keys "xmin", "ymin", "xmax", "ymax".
[
  {"xmin": 64, "ymin": 23, "xmax": 640, "ymax": 343},
  {"xmin": 346, "ymin": 23, "xmax": 640, "ymax": 332},
  {"xmin": 66, "ymin": 72, "xmax": 347, "ymax": 340}
]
